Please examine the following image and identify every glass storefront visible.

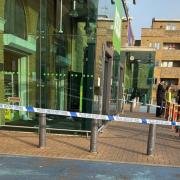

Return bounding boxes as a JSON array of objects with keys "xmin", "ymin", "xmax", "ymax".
[
  {"xmin": 109, "ymin": 48, "xmax": 155, "ymax": 114},
  {"xmin": 120, "ymin": 50, "xmax": 155, "ymax": 104},
  {"xmin": 0, "ymin": 0, "xmax": 155, "ymax": 131},
  {"xmin": 0, "ymin": 0, "xmax": 99, "ymax": 130}
]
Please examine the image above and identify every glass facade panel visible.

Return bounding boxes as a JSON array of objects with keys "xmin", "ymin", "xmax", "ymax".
[
  {"xmin": 0, "ymin": 0, "xmax": 99, "ymax": 130},
  {"xmin": 5, "ymin": 0, "xmax": 27, "ymax": 39},
  {"xmin": 120, "ymin": 51, "xmax": 155, "ymax": 104}
]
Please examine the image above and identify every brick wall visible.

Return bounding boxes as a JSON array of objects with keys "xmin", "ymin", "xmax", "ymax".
[
  {"xmin": 152, "ymin": 21, "xmax": 180, "ymax": 30},
  {"xmin": 141, "ymin": 20, "xmax": 180, "ymax": 100},
  {"xmin": 95, "ymin": 19, "xmax": 129, "ymax": 94},
  {"xmin": 95, "ymin": 20, "xmax": 114, "ymax": 92}
]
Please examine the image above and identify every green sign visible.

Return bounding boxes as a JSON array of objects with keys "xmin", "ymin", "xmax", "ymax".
[{"xmin": 113, "ymin": 0, "xmax": 123, "ymax": 53}]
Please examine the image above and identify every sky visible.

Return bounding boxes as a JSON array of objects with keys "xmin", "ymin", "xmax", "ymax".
[{"xmin": 98, "ymin": 0, "xmax": 180, "ymax": 40}]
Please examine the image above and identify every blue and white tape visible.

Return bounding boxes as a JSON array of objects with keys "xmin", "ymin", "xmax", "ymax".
[{"xmin": 0, "ymin": 103, "xmax": 179, "ymax": 126}]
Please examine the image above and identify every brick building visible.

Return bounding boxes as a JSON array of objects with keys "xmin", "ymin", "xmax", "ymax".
[
  {"xmin": 119, "ymin": 19, "xmax": 155, "ymax": 104},
  {"xmin": 141, "ymin": 18, "xmax": 180, "ymax": 100},
  {"xmin": 0, "ymin": 0, "xmax": 130, "ymax": 130},
  {"xmin": 94, "ymin": 17, "xmax": 133, "ymax": 114}
]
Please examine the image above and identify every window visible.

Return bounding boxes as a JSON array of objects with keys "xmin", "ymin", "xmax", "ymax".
[
  {"xmin": 154, "ymin": 42, "xmax": 160, "ymax": 49},
  {"xmin": 149, "ymin": 42, "xmax": 160, "ymax": 49},
  {"xmin": 168, "ymin": 62, "xmax": 173, "ymax": 67},
  {"xmin": 155, "ymin": 61, "xmax": 160, "ymax": 67},
  {"xmin": 173, "ymin": 61, "xmax": 180, "ymax": 67},
  {"xmin": 160, "ymin": 78, "xmax": 179, "ymax": 85},
  {"xmin": 161, "ymin": 62, "xmax": 167, "ymax": 67},
  {"xmin": 4, "ymin": 0, "xmax": 27, "ymax": 39},
  {"xmin": 161, "ymin": 61, "xmax": 173, "ymax": 67},
  {"xmin": 166, "ymin": 24, "xmax": 176, "ymax": 31},
  {"xmin": 161, "ymin": 61, "xmax": 180, "ymax": 67},
  {"xmin": 163, "ymin": 43, "xmax": 180, "ymax": 50}
]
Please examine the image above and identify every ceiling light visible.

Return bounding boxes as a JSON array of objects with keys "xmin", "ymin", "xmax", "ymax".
[{"xmin": 69, "ymin": 0, "xmax": 78, "ymax": 17}]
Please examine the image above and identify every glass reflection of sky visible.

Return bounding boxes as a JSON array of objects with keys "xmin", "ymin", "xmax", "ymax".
[{"xmin": 98, "ymin": 0, "xmax": 115, "ymax": 18}]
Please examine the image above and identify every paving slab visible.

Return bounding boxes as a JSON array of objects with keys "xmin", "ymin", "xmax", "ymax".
[{"xmin": 0, "ymin": 120, "xmax": 179, "ymax": 167}]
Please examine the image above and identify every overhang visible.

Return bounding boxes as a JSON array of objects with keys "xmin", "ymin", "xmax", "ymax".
[{"xmin": 3, "ymin": 34, "xmax": 36, "ymax": 54}]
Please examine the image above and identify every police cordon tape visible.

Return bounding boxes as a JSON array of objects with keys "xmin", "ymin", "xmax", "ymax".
[{"xmin": 0, "ymin": 103, "xmax": 179, "ymax": 126}]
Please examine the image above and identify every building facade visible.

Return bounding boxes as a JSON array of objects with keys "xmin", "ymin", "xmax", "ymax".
[
  {"xmin": 0, "ymin": 0, "xmax": 130, "ymax": 130},
  {"xmin": 94, "ymin": 17, "xmax": 134, "ymax": 114},
  {"xmin": 119, "ymin": 18, "xmax": 155, "ymax": 104},
  {"xmin": 141, "ymin": 18, "xmax": 180, "ymax": 100},
  {"xmin": 0, "ymin": 0, "xmax": 99, "ymax": 130}
]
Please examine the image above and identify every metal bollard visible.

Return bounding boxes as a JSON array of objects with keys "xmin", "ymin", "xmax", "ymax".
[
  {"xmin": 147, "ymin": 99, "xmax": 152, "ymax": 113},
  {"xmin": 39, "ymin": 113, "xmax": 46, "ymax": 148},
  {"xmin": 130, "ymin": 102, "xmax": 134, "ymax": 112},
  {"xmin": 147, "ymin": 104, "xmax": 151, "ymax": 113},
  {"xmin": 90, "ymin": 119, "xmax": 98, "ymax": 153},
  {"xmin": 147, "ymin": 124, "xmax": 156, "ymax": 155},
  {"xmin": 121, "ymin": 101, "xmax": 125, "ymax": 114}
]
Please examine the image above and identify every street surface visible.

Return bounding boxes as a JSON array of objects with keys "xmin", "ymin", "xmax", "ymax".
[
  {"xmin": 0, "ymin": 155, "xmax": 179, "ymax": 180},
  {"xmin": 0, "ymin": 121, "xmax": 179, "ymax": 166}
]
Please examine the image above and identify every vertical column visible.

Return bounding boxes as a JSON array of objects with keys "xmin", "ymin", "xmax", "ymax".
[
  {"xmin": 39, "ymin": 0, "xmax": 47, "ymax": 108},
  {"xmin": 0, "ymin": 1, "xmax": 5, "ymax": 124},
  {"xmin": 82, "ymin": 43, "xmax": 95, "ymax": 130}
]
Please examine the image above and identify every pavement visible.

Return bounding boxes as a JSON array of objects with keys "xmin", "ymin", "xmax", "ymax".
[
  {"xmin": 0, "ymin": 155, "xmax": 180, "ymax": 180},
  {"xmin": 0, "ymin": 115, "xmax": 179, "ymax": 167}
]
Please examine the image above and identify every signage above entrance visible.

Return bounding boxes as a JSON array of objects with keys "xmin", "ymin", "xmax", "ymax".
[{"xmin": 112, "ymin": 0, "xmax": 123, "ymax": 54}]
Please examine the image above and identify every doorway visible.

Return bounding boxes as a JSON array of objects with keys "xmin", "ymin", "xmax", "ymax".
[
  {"xmin": 4, "ymin": 50, "xmax": 29, "ymax": 120},
  {"xmin": 102, "ymin": 52, "xmax": 113, "ymax": 115}
]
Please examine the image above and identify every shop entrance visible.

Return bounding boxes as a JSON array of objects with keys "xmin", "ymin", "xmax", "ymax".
[
  {"xmin": 102, "ymin": 50, "xmax": 113, "ymax": 115},
  {"xmin": 4, "ymin": 50, "xmax": 29, "ymax": 120}
]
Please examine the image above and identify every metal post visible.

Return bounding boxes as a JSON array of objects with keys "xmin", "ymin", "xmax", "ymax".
[
  {"xmin": 121, "ymin": 98, "xmax": 125, "ymax": 114},
  {"xmin": 147, "ymin": 99, "xmax": 152, "ymax": 113},
  {"xmin": 130, "ymin": 101, "xmax": 134, "ymax": 112},
  {"xmin": 147, "ymin": 124, "xmax": 156, "ymax": 155},
  {"xmin": 147, "ymin": 104, "xmax": 150, "ymax": 113},
  {"xmin": 39, "ymin": 113, "xmax": 46, "ymax": 148},
  {"xmin": 143, "ymin": 94, "xmax": 147, "ymax": 105},
  {"xmin": 90, "ymin": 119, "xmax": 98, "ymax": 153}
]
